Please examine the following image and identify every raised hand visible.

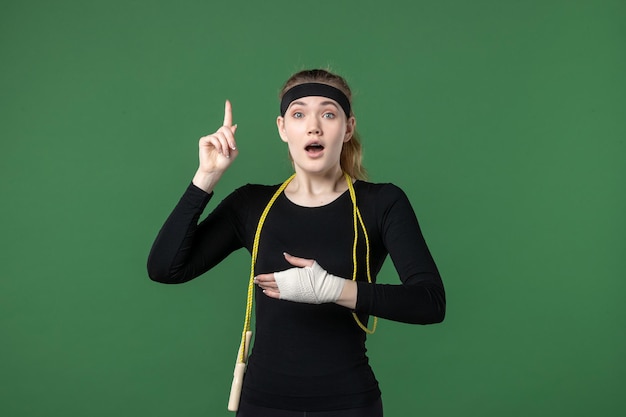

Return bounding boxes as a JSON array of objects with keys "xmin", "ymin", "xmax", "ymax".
[{"xmin": 192, "ymin": 100, "xmax": 239, "ymax": 192}]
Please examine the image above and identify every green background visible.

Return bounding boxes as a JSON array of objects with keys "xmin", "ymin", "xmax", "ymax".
[{"xmin": 1, "ymin": 0, "xmax": 624, "ymax": 416}]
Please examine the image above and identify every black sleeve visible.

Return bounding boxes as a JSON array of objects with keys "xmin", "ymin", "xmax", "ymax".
[
  {"xmin": 146, "ymin": 183, "xmax": 245, "ymax": 284},
  {"xmin": 354, "ymin": 185, "xmax": 446, "ymax": 324}
]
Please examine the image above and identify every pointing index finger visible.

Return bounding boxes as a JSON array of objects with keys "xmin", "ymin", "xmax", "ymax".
[{"xmin": 223, "ymin": 100, "xmax": 233, "ymax": 127}]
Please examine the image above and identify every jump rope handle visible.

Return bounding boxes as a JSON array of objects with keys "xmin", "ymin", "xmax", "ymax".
[{"xmin": 227, "ymin": 331, "xmax": 253, "ymax": 412}]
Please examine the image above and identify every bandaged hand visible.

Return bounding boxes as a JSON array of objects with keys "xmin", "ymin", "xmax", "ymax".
[{"xmin": 254, "ymin": 253, "xmax": 346, "ymax": 304}]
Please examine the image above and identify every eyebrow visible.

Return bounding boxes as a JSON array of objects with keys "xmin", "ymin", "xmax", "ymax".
[{"xmin": 290, "ymin": 100, "xmax": 339, "ymax": 109}]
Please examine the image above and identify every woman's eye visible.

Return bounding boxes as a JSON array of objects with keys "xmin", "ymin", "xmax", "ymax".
[
  {"xmin": 293, "ymin": 112, "xmax": 304, "ymax": 118},
  {"xmin": 322, "ymin": 112, "xmax": 335, "ymax": 119}
]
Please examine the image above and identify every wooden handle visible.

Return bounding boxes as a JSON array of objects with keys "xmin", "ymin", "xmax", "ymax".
[
  {"xmin": 227, "ymin": 331, "xmax": 252, "ymax": 411},
  {"xmin": 227, "ymin": 362, "xmax": 246, "ymax": 411}
]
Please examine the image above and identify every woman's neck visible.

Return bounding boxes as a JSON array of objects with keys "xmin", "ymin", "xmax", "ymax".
[{"xmin": 284, "ymin": 167, "xmax": 349, "ymax": 207}]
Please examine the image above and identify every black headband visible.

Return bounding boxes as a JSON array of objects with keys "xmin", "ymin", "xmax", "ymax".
[{"xmin": 280, "ymin": 83, "xmax": 351, "ymax": 118}]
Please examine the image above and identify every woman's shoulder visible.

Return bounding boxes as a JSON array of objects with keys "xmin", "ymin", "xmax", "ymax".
[
  {"xmin": 234, "ymin": 182, "xmax": 282, "ymax": 195},
  {"xmin": 354, "ymin": 180, "xmax": 416, "ymax": 220},
  {"xmin": 213, "ymin": 183, "xmax": 284, "ymax": 227},
  {"xmin": 355, "ymin": 180, "xmax": 408, "ymax": 200},
  {"xmin": 223, "ymin": 182, "xmax": 283, "ymax": 206}
]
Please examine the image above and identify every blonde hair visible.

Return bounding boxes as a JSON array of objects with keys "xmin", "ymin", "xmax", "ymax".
[{"xmin": 279, "ymin": 69, "xmax": 367, "ymax": 180}]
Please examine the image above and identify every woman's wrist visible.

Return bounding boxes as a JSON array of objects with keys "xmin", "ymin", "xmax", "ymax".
[
  {"xmin": 335, "ymin": 280, "xmax": 358, "ymax": 310},
  {"xmin": 192, "ymin": 169, "xmax": 223, "ymax": 194}
]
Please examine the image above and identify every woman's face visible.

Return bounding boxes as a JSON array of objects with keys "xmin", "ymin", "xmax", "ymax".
[{"xmin": 277, "ymin": 95, "xmax": 355, "ymax": 176}]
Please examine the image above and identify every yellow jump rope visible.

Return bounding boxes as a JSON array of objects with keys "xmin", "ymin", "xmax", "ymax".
[{"xmin": 227, "ymin": 173, "xmax": 378, "ymax": 411}]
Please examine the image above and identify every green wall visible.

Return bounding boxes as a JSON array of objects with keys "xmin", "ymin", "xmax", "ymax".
[{"xmin": 1, "ymin": 1, "xmax": 624, "ymax": 416}]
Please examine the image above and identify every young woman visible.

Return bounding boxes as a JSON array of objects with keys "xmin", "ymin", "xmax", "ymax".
[{"xmin": 147, "ymin": 69, "xmax": 446, "ymax": 417}]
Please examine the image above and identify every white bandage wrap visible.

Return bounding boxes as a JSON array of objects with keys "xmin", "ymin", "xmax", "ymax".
[{"xmin": 273, "ymin": 262, "xmax": 346, "ymax": 304}]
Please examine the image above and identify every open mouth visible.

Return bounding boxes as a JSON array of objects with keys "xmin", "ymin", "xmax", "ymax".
[{"xmin": 305, "ymin": 143, "xmax": 325, "ymax": 154}]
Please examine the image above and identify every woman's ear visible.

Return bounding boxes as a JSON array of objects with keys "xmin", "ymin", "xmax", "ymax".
[
  {"xmin": 277, "ymin": 116, "xmax": 288, "ymax": 143},
  {"xmin": 344, "ymin": 116, "xmax": 356, "ymax": 142}
]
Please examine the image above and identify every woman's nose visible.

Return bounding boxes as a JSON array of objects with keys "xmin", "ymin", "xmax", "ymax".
[{"xmin": 307, "ymin": 125, "xmax": 321, "ymax": 135}]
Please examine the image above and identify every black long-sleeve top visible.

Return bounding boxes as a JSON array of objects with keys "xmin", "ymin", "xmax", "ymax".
[{"xmin": 147, "ymin": 180, "xmax": 445, "ymax": 411}]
